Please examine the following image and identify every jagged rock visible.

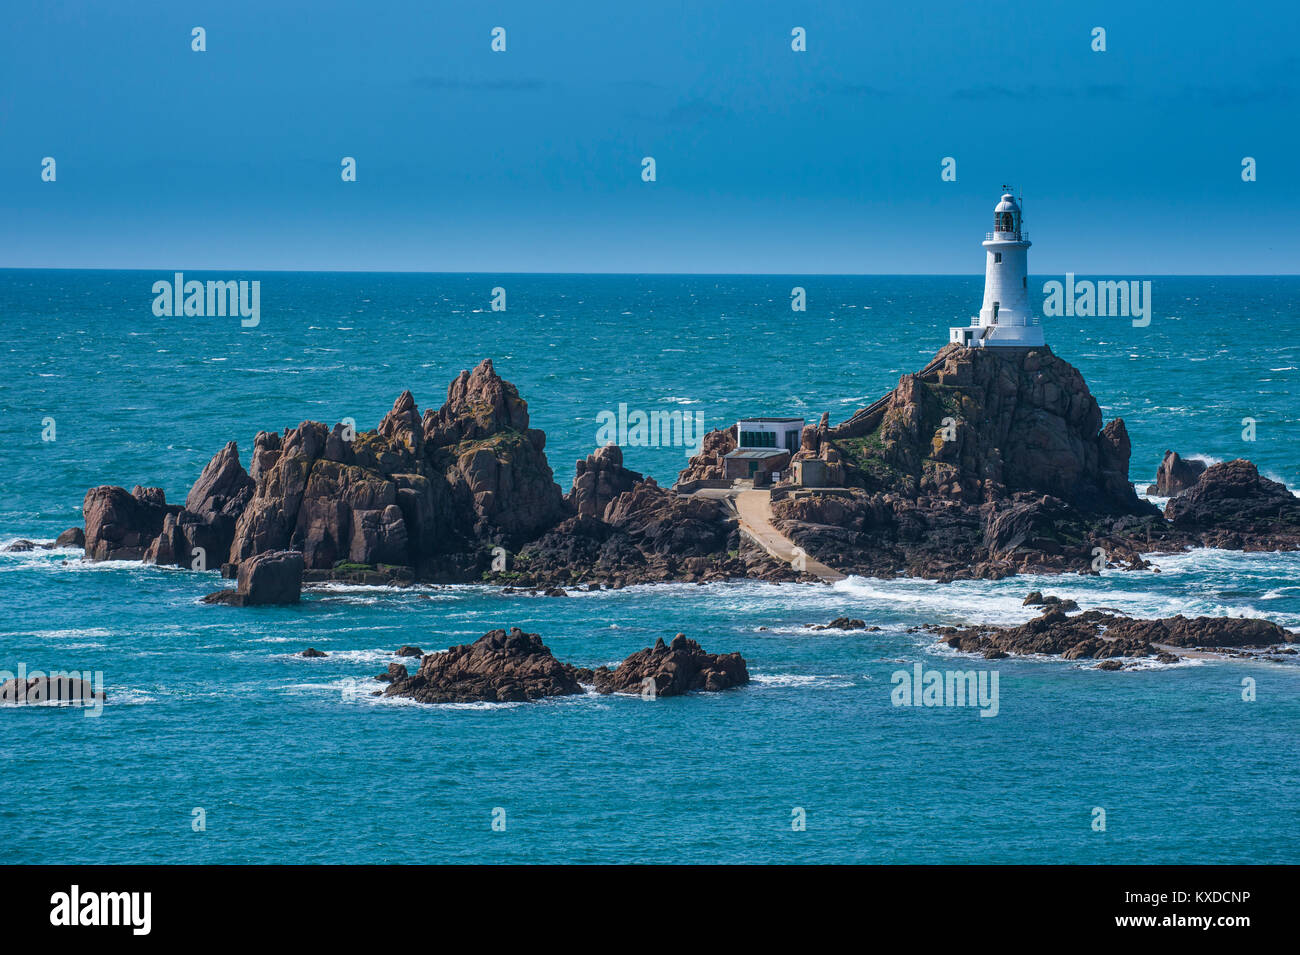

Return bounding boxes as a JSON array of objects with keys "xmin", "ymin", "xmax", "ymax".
[
  {"xmin": 2, "ymin": 539, "xmax": 38, "ymax": 552},
  {"xmin": 384, "ymin": 627, "xmax": 584, "ymax": 703},
  {"xmin": 71, "ymin": 350, "xmax": 1300, "ymax": 590},
  {"xmin": 769, "ymin": 345, "xmax": 1176, "ymax": 580},
  {"xmin": 675, "ymin": 426, "xmax": 736, "ymax": 486},
  {"xmin": 203, "ymin": 550, "xmax": 303, "ymax": 606},
  {"xmin": 230, "ymin": 422, "xmax": 330, "ymax": 563},
  {"xmin": 301, "ymin": 648, "xmax": 327, "ymax": 658},
  {"xmin": 930, "ymin": 608, "xmax": 1293, "ymax": 661},
  {"xmin": 375, "ymin": 663, "xmax": 409, "ymax": 683},
  {"xmin": 55, "ymin": 527, "xmax": 85, "ymax": 549},
  {"xmin": 171, "ymin": 441, "xmax": 256, "ymax": 565},
  {"xmin": 510, "ymin": 476, "xmax": 791, "ymax": 588},
  {"xmin": 395, "ymin": 645, "xmax": 423, "ymax": 657},
  {"xmin": 591, "ymin": 634, "xmax": 749, "ymax": 696},
  {"xmin": 1164, "ymin": 460, "xmax": 1300, "ymax": 549},
  {"xmin": 1117, "ymin": 614, "xmax": 1293, "ymax": 649},
  {"xmin": 1147, "ymin": 450, "xmax": 1207, "ymax": 497},
  {"xmin": 567, "ymin": 444, "xmax": 643, "ymax": 517},
  {"xmin": 828, "ymin": 344, "xmax": 1145, "ymax": 511},
  {"xmin": 82, "ymin": 485, "xmax": 178, "ymax": 561}
]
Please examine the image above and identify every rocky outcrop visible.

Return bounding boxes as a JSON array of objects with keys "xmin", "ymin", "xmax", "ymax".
[
  {"xmin": 675, "ymin": 426, "xmax": 736, "ymax": 485},
  {"xmin": 1164, "ymin": 460, "xmax": 1300, "ymax": 549},
  {"xmin": 767, "ymin": 345, "xmax": 1168, "ymax": 579},
  {"xmin": 1146, "ymin": 450, "xmax": 1207, "ymax": 497},
  {"xmin": 70, "ymin": 350, "xmax": 1300, "ymax": 590},
  {"xmin": 179, "ymin": 441, "xmax": 255, "ymax": 563},
  {"xmin": 203, "ymin": 550, "xmax": 303, "ymax": 606},
  {"xmin": 929, "ymin": 607, "xmax": 1294, "ymax": 663},
  {"xmin": 83, "ymin": 485, "xmax": 178, "ymax": 561},
  {"xmin": 512, "ymin": 480, "xmax": 793, "ymax": 587},
  {"xmin": 217, "ymin": 359, "xmax": 566, "ymax": 580},
  {"xmin": 827, "ymin": 344, "xmax": 1143, "ymax": 510},
  {"xmin": 567, "ymin": 445, "xmax": 642, "ymax": 517},
  {"xmin": 590, "ymin": 634, "xmax": 749, "ymax": 696},
  {"xmin": 375, "ymin": 663, "xmax": 408, "ymax": 684},
  {"xmin": 384, "ymin": 627, "xmax": 584, "ymax": 703},
  {"xmin": 55, "ymin": 527, "xmax": 85, "ymax": 549},
  {"xmin": 422, "ymin": 359, "xmax": 566, "ymax": 545}
]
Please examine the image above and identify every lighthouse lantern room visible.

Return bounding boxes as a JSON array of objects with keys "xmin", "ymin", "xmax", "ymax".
[{"xmin": 950, "ymin": 191, "xmax": 1045, "ymax": 348}]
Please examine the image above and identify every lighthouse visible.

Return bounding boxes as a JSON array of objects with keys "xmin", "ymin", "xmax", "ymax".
[{"xmin": 950, "ymin": 191, "xmax": 1044, "ymax": 348}]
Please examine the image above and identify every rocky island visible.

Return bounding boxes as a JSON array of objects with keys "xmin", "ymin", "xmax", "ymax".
[
  {"xmin": 380, "ymin": 628, "xmax": 749, "ymax": 704},
  {"xmin": 64, "ymin": 346, "xmax": 1300, "ymax": 595},
  {"xmin": 926, "ymin": 598, "xmax": 1297, "ymax": 669}
]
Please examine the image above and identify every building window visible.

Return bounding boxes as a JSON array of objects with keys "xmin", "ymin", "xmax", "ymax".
[{"xmin": 994, "ymin": 252, "xmax": 1002, "ymax": 263}]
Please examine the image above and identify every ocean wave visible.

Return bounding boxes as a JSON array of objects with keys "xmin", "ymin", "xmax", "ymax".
[
  {"xmin": 276, "ymin": 647, "xmax": 408, "ymax": 665},
  {"xmin": 750, "ymin": 672, "xmax": 855, "ymax": 689}
]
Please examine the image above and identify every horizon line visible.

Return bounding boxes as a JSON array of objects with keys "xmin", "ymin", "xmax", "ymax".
[{"xmin": 3, "ymin": 267, "xmax": 1298, "ymax": 278}]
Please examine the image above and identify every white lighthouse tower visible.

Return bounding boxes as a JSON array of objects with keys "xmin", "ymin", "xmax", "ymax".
[{"xmin": 950, "ymin": 191, "xmax": 1044, "ymax": 348}]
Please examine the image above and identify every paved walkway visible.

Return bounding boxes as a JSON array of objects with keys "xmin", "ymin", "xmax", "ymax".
[{"xmin": 733, "ymin": 489, "xmax": 846, "ymax": 583}]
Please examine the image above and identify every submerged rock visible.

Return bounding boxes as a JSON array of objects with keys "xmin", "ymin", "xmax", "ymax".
[
  {"xmin": 807, "ymin": 617, "xmax": 868, "ymax": 631},
  {"xmin": 0, "ymin": 674, "xmax": 105, "ymax": 705}
]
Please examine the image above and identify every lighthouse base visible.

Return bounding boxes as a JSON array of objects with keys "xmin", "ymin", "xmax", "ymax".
[{"xmin": 949, "ymin": 323, "xmax": 1045, "ymax": 349}]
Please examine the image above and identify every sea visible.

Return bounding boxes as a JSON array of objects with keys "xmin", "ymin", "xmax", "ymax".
[{"xmin": 1, "ymin": 270, "xmax": 1298, "ymax": 863}]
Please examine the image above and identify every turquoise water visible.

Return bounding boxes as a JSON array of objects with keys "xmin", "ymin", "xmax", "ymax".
[{"xmin": 2, "ymin": 271, "xmax": 1298, "ymax": 863}]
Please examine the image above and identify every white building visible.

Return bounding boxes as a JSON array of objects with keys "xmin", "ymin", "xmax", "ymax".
[
  {"xmin": 950, "ymin": 192, "xmax": 1045, "ymax": 348},
  {"xmin": 723, "ymin": 417, "xmax": 804, "ymax": 481},
  {"xmin": 736, "ymin": 418, "xmax": 804, "ymax": 453}
]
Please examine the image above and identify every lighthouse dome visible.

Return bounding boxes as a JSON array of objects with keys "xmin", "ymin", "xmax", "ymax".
[{"xmin": 992, "ymin": 192, "xmax": 1022, "ymax": 237}]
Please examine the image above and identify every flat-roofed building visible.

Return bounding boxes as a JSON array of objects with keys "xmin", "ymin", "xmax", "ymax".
[{"xmin": 723, "ymin": 417, "xmax": 804, "ymax": 481}]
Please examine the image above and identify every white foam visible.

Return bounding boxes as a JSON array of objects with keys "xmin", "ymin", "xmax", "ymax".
[{"xmin": 750, "ymin": 673, "xmax": 855, "ymax": 689}]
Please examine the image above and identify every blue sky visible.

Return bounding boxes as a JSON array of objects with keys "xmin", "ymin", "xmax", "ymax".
[{"xmin": 2, "ymin": 0, "xmax": 1297, "ymax": 273}]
